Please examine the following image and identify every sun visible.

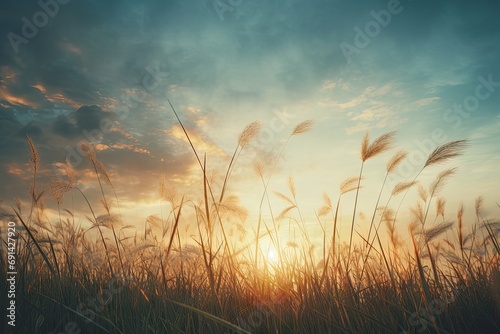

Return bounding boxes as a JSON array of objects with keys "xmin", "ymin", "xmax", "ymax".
[
  {"xmin": 267, "ymin": 250, "xmax": 277, "ymax": 263},
  {"xmin": 264, "ymin": 246, "xmax": 279, "ymax": 267},
  {"xmin": 257, "ymin": 237, "xmax": 280, "ymax": 269}
]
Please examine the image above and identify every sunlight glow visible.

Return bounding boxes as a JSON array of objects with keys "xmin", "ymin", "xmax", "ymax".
[{"xmin": 267, "ymin": 250, "xmax": 277, "ymax": 264}]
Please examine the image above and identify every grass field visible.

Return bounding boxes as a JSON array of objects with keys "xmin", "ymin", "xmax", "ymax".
[{"xmin": 1, "ymin": 111, "xmax": 499, "ymax": 334}]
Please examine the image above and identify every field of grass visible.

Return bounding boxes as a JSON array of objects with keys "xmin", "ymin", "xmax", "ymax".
[{"xmin": 1, "ymin": 108, "xmax": 499, "ymax": 333}]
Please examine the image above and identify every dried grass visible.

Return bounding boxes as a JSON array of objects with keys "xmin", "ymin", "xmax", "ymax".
[
  {"xmin": 238, "ymin": 121, "xmax": 262, "ymax": 147},
  {"xmin": 292, "ymin": 119, "xmax": 314, "ymax": 136},
  {"xmin": 386, "ymin": 149, "xmax": 407, "ymax": 174},
  {"xmin": 361, "ymin": 131, "xmax": 397, "ymax": 162},
  {"xmin": 424, "ymin": 139, "xmax": 468, "ymax": 168}
]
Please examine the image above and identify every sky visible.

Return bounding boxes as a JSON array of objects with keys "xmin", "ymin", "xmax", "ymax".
[{"xmin": 1, "ymin": 0, "xmax": 499, "ymax": 251}]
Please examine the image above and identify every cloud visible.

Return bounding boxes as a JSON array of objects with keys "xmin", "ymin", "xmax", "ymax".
[{"xmin": 167, "ymin": 124, "xmax": 225, "ymax": 158}]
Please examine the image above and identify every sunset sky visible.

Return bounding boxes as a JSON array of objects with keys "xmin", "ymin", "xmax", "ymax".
[{"xmin": 1, "ymin": 0, "xmax": 499, "ymax": 248}]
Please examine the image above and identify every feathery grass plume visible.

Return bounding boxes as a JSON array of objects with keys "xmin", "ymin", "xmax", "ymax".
[
  {"xmin": 340, "ymin": 176, "xmax": 362, "ymax": 195},
  {"xmin": 391, "ymin": 180, "xmax": 418, "ymax": 196},
  {"xmin": 423, "ymin": 139, "xmax": 468, "ymax": 168},
  {"xmin": 26, "ymin": 135, "xmax": 40, "ymax": 171},
  {"xmin": 238, "ymin": 121, "xmax": 262, "ymax": 147},
  {"xmin": 360, "ymin": 131, "xmax": 397, "ymax": 162},
  {"xmin": 100, "ymin": 197, "xmax": 112, "ymax": 213},
  {"xmin": 436, "ymin": 197, "xmax": 446, "ymax": 219},
  {"xmin": 220, "ymin": 121, "xmax": 262, "ymax": 203},
  {"xmin": 347, "ymin": 131, "xmax": 396, "ymax": 272},
  {"xmin": 254, "ymin": 161, "xmax": 265, "ymax": 178},
  {"xmin": 411, "ymin": 202, "xmax": 425, "ymax": 225},
  {"xmin": 361, "ymin": 148, "xmax": 406, "ymax": 279},
  {"xmin": 323, "ymin": 192, "xmax": 332, "ymax": 209},
  {"xmin": 393, "ymin": 140, "xmax": 467, "ymax": 234},
  {"xmin": 165, "ymin": 186, "xmax": 178, "ymax": 206},
  {"xmin": 382, "ymin": 207, "xmax": 395, "ymax": 224},
  {"xmin": 146, "ymin": 214, "xmax": 162, "ymax": 228},
  {"xmin": 65, "ymin": 159, "xmax": 76, "ymax": 186},
  {"xmin": 50, "ymin": 180, "xmax": 73, "ymax": 204},
  {"xmin": 422, "ymin": 221, "xmax": 454, "ymax": 244},
  {"xmin": 418, "ymin": 184, "xmax": 428, "ymax": 202},
  {"xmin": 457, "ymin": 203, "xmax": 465, "ymax": 252},
  {"xmin": 217, "ymin": 195, "xmax": 248, "ymax": 221},
  {"xmin": 384, "ymin": 208, "xmax": 401, "ymax": 248},
  {"xmin": 318, "ymin": 192, "xmax": 332, "ymax": 217},
  {"xmin": 92, "ymin": 213, "xmax": 120, "ymax": 228},
  {"xmin": 276, "ymin": 205, "xmax": 296, "ymax": 221},
  {"xmin": 26, "ymin": 136, "xmax": 42, "ymax": 224},
  {"xmin": 256, "ymin": 119, "xmax": 314, "ymax": 221},
  {"xmin": 95, "ymin": 160, "xmax": 112, "ymax": 186},
  {"xmin": 429, "ymin": 168, "xmax": 457, "ymax": 196},
  {"xmin": 274, "ymin": 191, "xmax": 295, "ymax": 206},
  {"xmin": 475, "ymin": 195, "xmax": 484, "ymax": 217},
  {"xmin": 287, "ymin": 176, "xmax": 296, "ymax": 199},
  {"xmin": 80, "ymin": 142, "xmax": 96, "ymax": 163},
  {"xmin": 386, "ymin": 149, "xmax": 408, "ymax": 174},
  {"xmin": 292, "ymin": 119, "xmax": 314, "ymax": 135}
]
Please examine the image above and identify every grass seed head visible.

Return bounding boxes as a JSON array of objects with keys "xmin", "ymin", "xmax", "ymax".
[
  {"xmin": 291, "ymin": 119, "xmax": 314, "ymax": 136},
  {"xmin": 424, "ymin": 139, "xmax": 468, "ymax": 168},
  {"xmin": 386, "ymin": 149, "xmax": 408, "ymax": 174},
  {"xmin": 361, "ymin": 131, "xmax": 397, "ymax": 162},
  {"xmin": 238, "ymin": 121, "xmax": 262, "ymax": 147}
]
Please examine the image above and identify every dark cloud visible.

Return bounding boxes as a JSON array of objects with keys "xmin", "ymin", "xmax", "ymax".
[
  {"xmin": 52, "ymin": 114, "xmax": 77, "ymax": 138},
  {"xmin": 20, "ymin": 121, "xmax": 43, "ymax": 139},
  {"xmin": 48, "ymin": 105, "xmax": 115, "ymax": 140},
  {"xmin": 74, "ymin": 105, "xmax": 109, "ymax": 131},
  {"xmin": 0, "ymin": 107, "xmax": 22, "ymax": 136}
]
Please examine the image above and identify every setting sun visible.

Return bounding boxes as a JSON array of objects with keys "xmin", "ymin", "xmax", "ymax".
[{"xmin": 267, "ymin": 250, "xmax": 277, "ymax": 263}]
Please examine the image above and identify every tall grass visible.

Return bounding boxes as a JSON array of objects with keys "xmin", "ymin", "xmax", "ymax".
[{"xmin": 0, "ymin": 118, "xmax": 498, "ymax": 334}]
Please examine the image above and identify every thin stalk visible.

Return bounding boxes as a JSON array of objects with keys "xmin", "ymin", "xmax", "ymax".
[{"xmin": 347, "ymin": 161, "xmax": 364, "ymax": 272}]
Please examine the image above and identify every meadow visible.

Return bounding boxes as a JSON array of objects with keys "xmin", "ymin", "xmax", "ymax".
[{"xmin": 1, "ymin": 106, "xmax": 499, "ymax": 333}]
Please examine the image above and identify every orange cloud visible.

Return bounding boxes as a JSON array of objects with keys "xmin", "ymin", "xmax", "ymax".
[
  {"xmin": 45, "ymin": 92, "xmax": 80, "ymax": 109},
  {"xmin": 33, "ymin": 84, "xmax": 47, "ymax": 94},
  {"xmin": 7, "ymin": 165, "xmax": 24, "ymax": 175},
  {"xmin": 112, "ymin": 127, "xmax": 137, "ymax": 141},
  {"xmin": 167, "ymin": 125, "xmax": 225, "ymax": 157},
  {"xmin": 95, "ymin": 142, "xmax": 151, "ymax": 155},
  {"xmin": 0, "ymin": 87, "xmax": 39, "ymax": 108},
  {"xmin": 64, "ymin": 43, "xmax": 82, "ymax": 55},
  {"xmin": 6, "ymin": 164, "xmax": 31, "ymax": 180},
  {"xmin": 95, "ymin": 143, "xmax": 110, "ymax": 152}
]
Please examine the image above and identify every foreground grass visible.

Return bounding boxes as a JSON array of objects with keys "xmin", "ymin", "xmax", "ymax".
[{"xmin": 1, "ymin": 116, "xmax": 499, "ymax": 333}]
